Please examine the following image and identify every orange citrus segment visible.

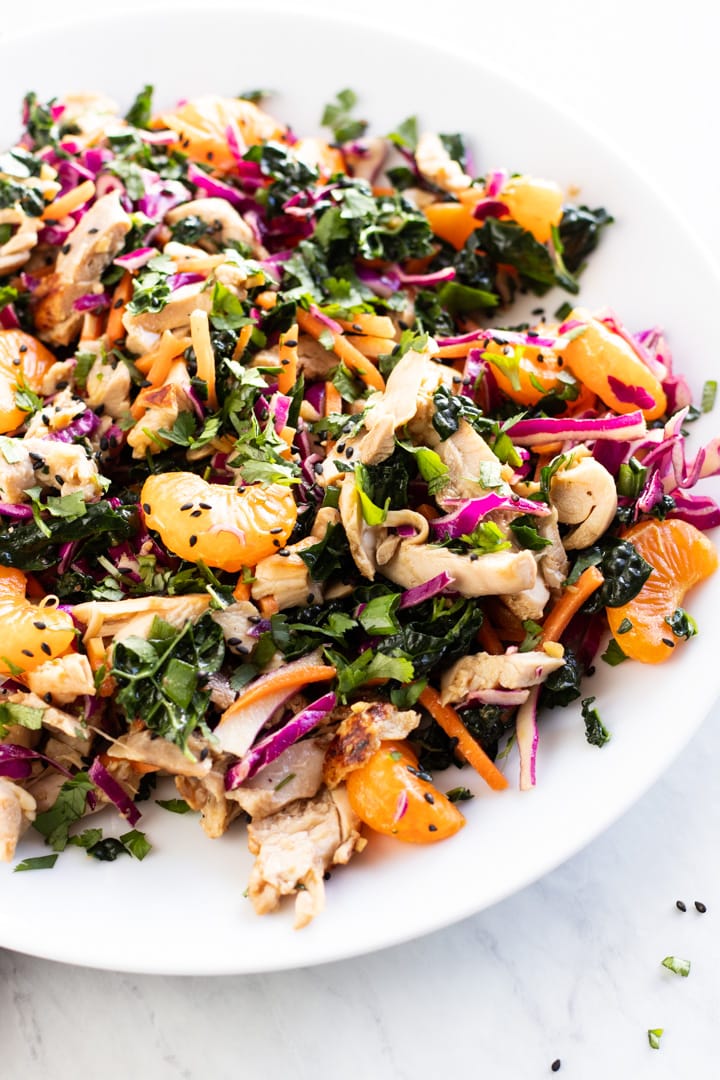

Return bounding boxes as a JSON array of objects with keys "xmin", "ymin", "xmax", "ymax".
[
  {"xmin": 499, "ymin": 175, "xmax": 564, "ymax": 244},
  {"xmin": 562, "ymin": 311, "xmax": 667, "ymax": 421},
  {"xmin": 153, "ymin": 96, "xmax": 285, "ymax": 172},
  {"xmin": 485, "ymin": 341, "xmax": 583, "ymax": 407},
  {"xmin": 345, "ymin": 740, "xmax": 465, "ymax": 844},
  {"xmin": 0, "ymin": 330, "xmax": 56, "ymax": 434},
  {"xmin": 606, "ymin": 519, "xmax": 718, "ymax": 663},
  {"xmin": 424, "ymin": 201, "xmax": 478, "ymax": 250},
  {"xmin": 141, "ymin": 472, "xmax": 297, "ymax": 572},
  {"xmin": 0, "ymin": 567, "xmax": 76, "ymax": 675}
]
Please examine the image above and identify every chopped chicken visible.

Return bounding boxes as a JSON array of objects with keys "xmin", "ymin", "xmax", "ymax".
[
  {"xmin": 246, "ymin": 786, "xmax": 366, "ymax": 929},
  {"xmin": 85, "ymin": 354, "xmax": 132, "ymax": 418},
  {"xmin": 165, "ymin": 197, "xmax": 258, "ymax": 252},
  {"xmin": 537, "ymin": 509, "xmax": 569, "ymax": 592},
  {"xmin": 432, "ymin": 420, "xmax": 506, "ymax": 508},
  {"xmin": 34, "ymin": 193, "xmax": 132, "ymax": 346},
  {"xmin": 211, "ymin": 600, "xmax": 263, "ymax": 656},
  {"xmin": 323, "ymin": 701, "xmax": 420, "ymax": 788},
  {"xmin": 502, "ymin": 575, "xmax": 550, "ymax": 623},
  {"xmin": 126, "ymin": 360, "xmax": 193, "ymax": 458},
  {"xmin": 416, "ymin": 132, "xmax": 472, "ymax": 195},
  {"xmin": 23, "ymin": 437, "xmax": 105, "ymax": 500},
  {"xmin": 24, "ymin": 387, "xmax": 86, "ymax": 439},
  {"xmin": 122, "ymin": 281, "xmax": 212, "ymax": 355},
  {"xmin": 0, "ymin": 778, "xmax": 36, "ymax": 862},
  {"xmin": 39, "ymin": 358, "xmax": 76, "ymax": 397},
  {"xmin": 227, "ymin": 738, "xmax": 328, "ymax": 820},
  {"xmin": 343, "ymin": 137, "xmax": 387, "ymax": 182},
  {"xmin": 251, "ymin": 536, "xmax": 322, "ymax": 611},
  {"xmin": 175, "ymin": 755, "xmax": 243, "ymax": 839},
  {"xmin": 106, "ymin": 730, "xmax": 213, "ymax": 779},
  {"xmin": 0, "ymin": 447, "xmax": 34, "ymax": 503},
  {"xmin": 383, "ymin": 540, "xmax": 537, "ymax": 597},
  {"xmin": 296, "ymin": 336, "xmax": 337, "ymax": 380},
  {"xmin": 4, "ymin": 688, "xmax": 89, "ymax": 743},
  {"xmin": 26, "ymin": 653, "xmax": 96, "ymax": 707},
  {"xmin": 25, "ymin": 769, "xmax": 66, "ymax": 815},
  {"xmin": 72, "ymin": 593, "xmax": 210, "ymax": 642},
  {"xmin": 441, "ymin": 649, "xmax": 566, "ymax": 705},
  {"xmin": 0, "ymin": 207, "xmax": 40, "ymax": 275}
]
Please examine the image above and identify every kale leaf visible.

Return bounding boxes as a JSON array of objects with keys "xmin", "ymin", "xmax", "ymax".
[{"xmin": 0, "ymin": 499, "xmax": 137, "ymax": 573}]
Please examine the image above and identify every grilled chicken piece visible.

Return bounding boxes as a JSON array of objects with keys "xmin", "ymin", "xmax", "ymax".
[
  {"xmin": 382, "ymin": 540, "xmax": 537, "ymax": 598},
  {"xmin": 227, "ymin": 737, "xmax": 328, "ymax": 820},
  {"xmin": 251, "ymin": 536, "xmax": 322, "ymax": 611},
  {"xmin": 0, "ymin": 448, "xmax": 34, "ymax": 504},
  {"xmin": 25, "ymin": 654, "xmax": 96, "ymax": 707},
  {"xmin": 126, "ymin": 360, "xmax": 193, "ymax": 458},
  {"xmin": 0, "ymin": 207, "xmax": 41, "ymax": 275},
  {"xmin": 246, "ymin": 786, "xmax": 366, "ymax": 929},
  {"xmin": 416, "ymin": 132, "xmax": 472, "ymax": 195},
  {"xmin": 432, "ymin": 420, "xmax": 505, "ymax": 509},
  {"xmin": 323, "ymin": 701, "xmax": 420, "ymax": 788},
  {"xmin": 211, "ymin": 600, "xmax": 262, "ymax": 656},
  {"xmin": 441, "ymin": 649, "xmax": 566, "ymax": 705},
  {"xmin": 165, "ymin": 197, "xmax": 258, "ymax": 252},
  {"xmin": 22, "ymin": 436, "xmax": 105, "ymax": 501},
  {"xmin": 175, "ymin": 756, "xmax": 243, "ymax": 839},
  {"xmin": 537, "ymin": 508, "xmax": 569, "ymax": 592},
  {"xmin": 34, "ymin": 193, "xmax": 132, "ymax": 346},
  {"xmin": 85, "ymin": 354, "xmax": 132, "ymax": 418},
  {"xmin": 106, "ymin": 730, "xmax": 213, "ymax": 779},
  {"xmin": 24, "ymin": 388, "xmax": 86, "ymax": 439},
  {"xmin": 0, "ymin": 779, "xmax": 36, "ymax": 862},
  {"xmin": 501, "ymin": 575, "xmax": 551, "ymax": 623},
  {"xmin": 122, "ymin": 281, "xmax": 212, "ymax": 354},
  {"xmin": 338, "ymin": 477, "xmax": 377, "ymax": 579},
  {"xmin": 72, "ymin": 593, "xmax": 210, "ymax": 642}
]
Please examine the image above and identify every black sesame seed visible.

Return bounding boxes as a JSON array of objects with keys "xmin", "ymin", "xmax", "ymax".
[
  {"xmin": 269, "ymin": 527, "xmax": 283, "ymax": 534},
  {"xmin": 18, "ymin": 344, "xmax": 28, "ymax": 353},
  {"xmin": 345, "ymin": 446, "xmax": 354, "ymax": 458},
  {"xmin": 113, "ymin": 298, "xmax": 124, "ymax": 310},
  {"xmin": 142, "ymin": 503, "xmax": 151, "ymax": 514},
  {"xmin": 33, "ymin": 621, "xmax": 46, "ymax": 631},
  {"xmin": 56, "ymin": 380, "xmax": 68, "ymax": 390},
  {"xmin": 676, "ymin": 900, "xmax": 687, "ymax": 912},
  {"xmin": 199, "ymin": 502, "xmax": 212, "ymax": 510},
  {"xmin": 227, "ymin": 637, "xmax": 241, "ymax": 646},
  {"xmin": 87, "ymin": 227, "xmax": 99, "ymax": 235},
  {"xmin": 61, "ymin": 243, "xmax": 71, "ymax": 254},
  {"xmin": 307, "ymin": 593, "xmax": 315, "ymax": 604},
  {"xmin": 323, "ymin": 871, "xmax": 332, "ymax": 881},
  {"xmin": 43, "ymin": 692, "xmax": 52, "ymax": 703},
  {"xmin": 21, "ymin": 649, "xmax": 34, "ymax": 657},
  {"xmin": 277, "ymin": 549, "xmax": 291, "ymax": 557},
  {"xmin": 54, "ymin": 474, "xmax": 63, "ymax": 485},
  {"xmin": 180, "ymin": 503, "xmax": 193, "ymax": 511},
  {"xmin": 41, "ymin": 642, "xmax": 52, "ymax": 656},
  {"xmin": 199, "ymin": 747, "xmax": 209, "ymax": 761},
  {"xmin": 99, "ymin": 437, "xmax": 109, "ymax": 451},
  {"xmin": 272, "ymin": 539, "xmax": 281, "ymax": 547},
  {"xmin": 336, "ymin": 443, "xmax": 346, "ymax": 453},
  {"xmin": 661, "ymin": 638, "xmax": 675, "ymax": 648},
  {"xmin": 551, "ymin": 1061, "xmax": 561, "ymax": 1074},
  {"xmin": 280, "ymin": 358, "xmax": 290, "ymax": 366},
  {"xmin": 424, "ymin": 792, "xmax": 435, "ymax": 804},
  {"xmin": 428, "ymin": 824, "xmax": 438, "ymax": 832},
  {"xmin": 283, "ymin": 339, "xmax": 298, "ymax": 348},
  {"xmin": 190, "ymin": 509, "xmax": 202, "ymax": 518},
  {"xmin": 695, "ymin": 901, "xmax": 708, "ymax": 913},
  {"xmin": 189, "ymin": 535, "xmax": 198, "ymax": 547}
]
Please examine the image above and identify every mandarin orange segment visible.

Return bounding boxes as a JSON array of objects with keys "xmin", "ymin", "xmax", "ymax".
[
  {"xmin": 153, "ymin": 95, "xmax": 285, "ymax": 172},
  {"xmin": 0, "ymin": 330, "xmax": 56, "ymax": 434},
  {"xmin": 141, "ymin": 473, "xmax": 297, "ymax": 572},
  {"xmin": 606, "ymin": 519, "xmax": 718, "ymax": 663},
  {"xmin": 562, "ymin": 311, "xmax": 667, "ymax": 421},
  {"xmin": 499, "ymin": 175, "xmax": 564, "ymax": 244},
  {"xmin": 0, "ymin": 567, "xmax": 76, "ymax": 675},
  {"xmin": 485, "ymin": 342, "xmax": 578, "ymax": 406},
  {"xmin": 346, "ymin": 740, "xmax": 465, "ymax": 844}
]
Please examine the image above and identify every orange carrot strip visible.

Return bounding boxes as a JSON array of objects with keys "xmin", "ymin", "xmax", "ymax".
[
  {"xmin": 419, "ymin": 686, "xmax": 509, "ymax": 791},
  {"xmin": 232, "ymin": 580, "xmax": 251, "ymax": 602},
  {"xmin": 255, "ymin": 290, "xmax": 278, "ymax": 310},
  {"xmin": 278, "ymin": 323, "xmax": 298, "ymax": 394},
  {"xmin": 296, "ymin": 307, "xmax": 385, "ymax": 392},
  {"xmin": 337, "ymin": 313, "xmax": 396, "ymax": 338},
  {"xmin": 541, "ymin": 565, "xmax": 605, "ymax": 644},
  {"xmin": 345, "ymin": 334, "xmax": 398, "ymax": 359},
  {"xmin": 41, "ymin": 180, "xmax": 96, "ymax": 221},
  {"xmin": 219, "ymin": 663, "xmax": 337, "ymax": 724},
  {"xmin": 190, "ymin": 309, "xmax": 218, "ymax": 411},
  {"xmin": 106, "ymin": 273, "xmax": 132, "ymax": 346},
  {"xmin": 80, "ymin": 311, "xmax": 104, "ymax": 342},
  {"xmin": 259, "ymin": 595, "xmax": 279, "ymax": 617},
  {"xmin": 477, "ymin": 618, "xmax": 504, "ymax": 655},
  {"xmin": 146, "ymin": 348, "xmax": 175, "ymax": 391},
  {"xmin": 435, "ymin": 341, "xmax": 475, "ymax": 359},
  {"xmin": 233, "ymin": 324, "xmax": 253, "ymax": 362},
  {"xmin": 134, "ymin": 331, "xmax": 191, "ymax": 375},
  {"xmin": 324, "ymin": 380, "xmax": 342, "ymax": 416}
]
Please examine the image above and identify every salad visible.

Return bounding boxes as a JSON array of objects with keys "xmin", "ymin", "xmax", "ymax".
[{"xmin": 0, "ymin": 86, "xmax": 718, "ymax": 928}]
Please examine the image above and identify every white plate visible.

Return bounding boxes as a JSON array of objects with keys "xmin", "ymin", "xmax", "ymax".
[{"xmin": 1, "ymin": 7, "xmax": 719, "ymax": 975}]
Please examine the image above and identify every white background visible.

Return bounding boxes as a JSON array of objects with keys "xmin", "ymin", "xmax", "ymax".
[{"xmin": 2, "ymin": 1, "xmax": 720, "ymax": 1077}]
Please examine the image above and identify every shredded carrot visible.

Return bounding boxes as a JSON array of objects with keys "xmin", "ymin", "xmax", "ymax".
[
  {"xmin": 337, "ymin": 313, "xmax": 396, "ymax": 339},
  {"xmin": 41, "ymin": 179, "xmax": 96, "ymax": 221},
  {"xmin": 259, "ymin": 595, "xmax": 279, "ymax": 617},
  {"xmin": 79, "ymin": 311, "xmax": 104, "ymax": 342},
  {"xmin": 324, "ymin": 380, "xmax": 342, "ymax": 416},
  {"xmin": 419, "ymin": 686, "xmax": 509, "ymax": 791},
  {"xmin": 345, "ymin": 334, "xmax": 398, "ymax": 359},
  {"xmin": 233, "ymin": 324, "xmax": 253, "ymax": 362},
  {"xmin": 219, "ymin": 662, "xmax": 337, "ymax": 724},
  {"xmin": 190, "ymin": 308, "xmax": 218, "ymax": 411},
  {"xmin": 134, "ymin": 331, "xmax": 191, "ymax": 375},
  {"xmin": 106, "ymin": 273, "xmax": 132, "ymax": 347},
  {"xmin": 532, "ymin": 441, "xmax": 564, "ymax": 459},
  {"xmin": 435, "ymin": 341, "xmax": 475, "ymax": 359},
  {"xmin": 477, "ymin": 618, "xmax": 504, "ymax": 655},
  {"xmin": 278, "ymin": 323, "xmax": 298, "ymax": 394},
  {"xmin": 232, "ymin": 580, "xmax": 251, "ymax": 602},
  {"xmin": 146, "ymin": 348, "xmax": 175, "ymax": 391},
  {"xmin": 541, "ymin": 565, "xmax": 605, "ymax": 644},
  {"xmin": 255, "ymin": 290, "xmax": 278, "ymax": 310},
  {"xmin": 296, "ymin": 307, "xmax": 385, "ymax": 392}
]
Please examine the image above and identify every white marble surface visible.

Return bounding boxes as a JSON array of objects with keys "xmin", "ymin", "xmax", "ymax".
[{"xmin": 2, "ymin": 1, "xmax": 719, "ymax": 1076}]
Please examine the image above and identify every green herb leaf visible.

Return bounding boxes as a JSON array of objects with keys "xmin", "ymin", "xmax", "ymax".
[
  {"xmin": 702, "ymin": 380, "xmax": 717, "ymax": 414},
  {"xmin": 125, "ymin": 84, "xmax": 154, "ymax": 129},
  {"xmin": 321, "ymin": 88, "xmax": 367, "ymax": 144},
  {"xmin": 358, "ymin": 593, "xmax": 401, "ymax": 636},
  {"xmin": 661, "ymin": 956, "xmax": 691, "ymax": 977},
  {"xmin": 0, "ymin": 701, "xmax": 44, "ymax": 738},
  {"xmin": 647, "ymin": 1029, "xmax": 664, "ymax": 1050},
  {"xmin": 34, "ymin": 772, "xmax": 95, "ymax": 851},
  {"xmin": 581, "ymin": 696, "xmax": 611, "ymax": 747},
  {"xmin": 445, "ymin": 786, "xmax": 474, "ymax": 803},
  {"xmin": 460, "ymin": 520, "xmax": 511, "ymax": 555},
  {"xmin": 14, "ymin": 853, "xmax": 59, "ymax": 872},
  {"xmin": 665, "ymin": 607, "xmax": 698, "ymax": 640},
  {"xmin": 155, "ymin": 798, "xmax": 194, "ymax": 814},
  {"xmin": 387, "ymin": 115, "xmax": 418, "ymax": 151},
  {"xmin": 519, "ymin": 619, "xmax": 543, "ymax": 652},
  {"xmin": 68, "ymin": 827, "xmax": 103, "ymax": 850},
  {"xmin": 600, "ymin": 638, "xmax": 628, "ymax": 666},
  {"xmin": 355, "ymin": 461, "xmax": 390, "ymax": 525},
  {"xmin": 119, "ymin": 828, "xmax": 152, "ymax": 860}
]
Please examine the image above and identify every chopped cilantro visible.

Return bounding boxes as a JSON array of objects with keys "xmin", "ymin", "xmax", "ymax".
[
  {"xmin": 581, "ymin": 696, "xmax": 611, "ymax": 747},
  {"xmin": 321, "ymin": 88, "xmax": 367, "ymax": 144},
  {"xmin": 661, "ymin": 956, "xmax": 691, "ymax": 977},
  {"xmin": 14, "ymin": 854, "xmax": 59, "ymax": 872}
]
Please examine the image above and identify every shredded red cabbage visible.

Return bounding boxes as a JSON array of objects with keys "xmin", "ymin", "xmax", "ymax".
[
  {"xmin": 508, "ymin": 410, "xmax": 647, "ymax": 446},
  {"xmin": 88, "ymin": 757, "xmax": 141, "ymax": 825},
  {"xmin": 431, "ymin": 493, "xmax": 549, "ymax": 540}
]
